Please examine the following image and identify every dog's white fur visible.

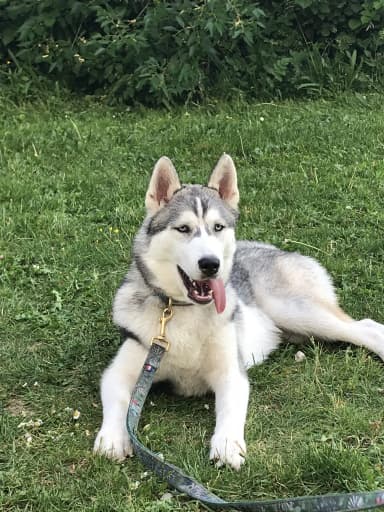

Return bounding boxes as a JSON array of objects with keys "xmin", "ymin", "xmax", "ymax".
[{"xmin": 94, "ymin": 155, "xmax": 384, "ymax": 470}]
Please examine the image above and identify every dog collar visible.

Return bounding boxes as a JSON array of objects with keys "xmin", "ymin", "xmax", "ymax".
[{"xmin": 154, "ymin": 289, "xmax": 194, "ymax": 307}]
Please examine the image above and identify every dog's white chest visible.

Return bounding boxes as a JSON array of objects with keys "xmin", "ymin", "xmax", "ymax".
[
  {"xmin": 157, "ymin": 306, "xmax": 222, "ymax": 370},
  {"xmin": 141, "ymin": 303, "xmax": 234, "ymax": 395}
]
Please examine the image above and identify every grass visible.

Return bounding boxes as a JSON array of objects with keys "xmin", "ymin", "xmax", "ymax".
[{"xmin": 1, "ymin": 91, "xmax": 384, "ymax": 511}]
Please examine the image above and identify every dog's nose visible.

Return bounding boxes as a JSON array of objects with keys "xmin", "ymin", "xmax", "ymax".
[{"xmin": 198, "ymin": 256, "xmax": 220, "ymax": 277}]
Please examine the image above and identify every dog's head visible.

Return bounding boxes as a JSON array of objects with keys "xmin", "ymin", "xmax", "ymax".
[{"xmin": 135, "ymin": 155, "xmax": 239, "ymax": 313}]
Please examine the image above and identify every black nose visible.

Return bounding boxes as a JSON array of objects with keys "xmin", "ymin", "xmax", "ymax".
[{"xmin": 198, "ymin": 256, "xmax": 220, "ymax": 277}]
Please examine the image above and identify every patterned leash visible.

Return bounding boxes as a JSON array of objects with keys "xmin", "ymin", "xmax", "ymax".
[{"xmin": 126, "ymin": 300, "xmax": 384, "ymax": 512}]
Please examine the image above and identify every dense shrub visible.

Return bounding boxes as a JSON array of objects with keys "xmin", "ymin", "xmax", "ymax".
[{"xmin": 1, "ymin": 0, "xmax": 383, "ymax": 105}]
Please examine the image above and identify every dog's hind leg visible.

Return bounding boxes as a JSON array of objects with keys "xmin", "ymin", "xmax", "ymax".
[
  {"xmin": 263, "ymin": 295, "xmax": 384, "ymax": 361},
  {"xmin": 250, "ymin": 251, "xmax": 384, "ymax": 360}
]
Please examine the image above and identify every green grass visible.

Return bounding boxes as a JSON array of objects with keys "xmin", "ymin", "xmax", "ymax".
[{"xmin": 1, "ymin": 92, "xmax": 384, "ymax": 511}]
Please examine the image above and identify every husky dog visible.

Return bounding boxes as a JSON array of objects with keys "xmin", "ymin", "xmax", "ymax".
[{"xmin": 94, "ymin": 154, "xmax": 384, "ymax": 470}]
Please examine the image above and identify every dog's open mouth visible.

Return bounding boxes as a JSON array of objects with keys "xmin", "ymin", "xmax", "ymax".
[{"xmin": 177, "ymin": 266, "xmax": 226, "ymax": 314}]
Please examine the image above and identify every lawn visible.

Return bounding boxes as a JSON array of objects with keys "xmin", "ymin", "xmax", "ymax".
[{"xmin": 1, "ymin": 92, "xmax": 384, "ymax": 511}]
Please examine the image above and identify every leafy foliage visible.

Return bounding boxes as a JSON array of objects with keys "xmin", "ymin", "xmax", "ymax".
[{"xmin": 1, "ymin": 0, "xmax": 384, "ymax": 105}]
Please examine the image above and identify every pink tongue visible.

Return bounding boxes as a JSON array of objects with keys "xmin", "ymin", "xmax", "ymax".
[{"xmin": 208, "ymin": 278, "xmax": 226, "ymax": 314}]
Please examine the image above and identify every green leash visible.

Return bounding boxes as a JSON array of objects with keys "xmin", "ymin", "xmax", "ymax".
[{"xmin": 126, "ymin": 302, "xmax": 384, "ymax": 511}]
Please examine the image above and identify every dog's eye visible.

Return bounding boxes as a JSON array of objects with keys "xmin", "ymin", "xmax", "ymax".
[
  {"xmin": 214, "ymin": 224, "xmax": 225, "ymax": 232},
  {"xmin": 175, "ymin": 225, "xmax": 191, "ymax": 234}
]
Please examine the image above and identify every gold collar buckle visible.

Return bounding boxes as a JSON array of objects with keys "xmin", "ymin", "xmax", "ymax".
[{"xmin": 150, "ymin": 299, "xmax": 173, "ymax": 351}]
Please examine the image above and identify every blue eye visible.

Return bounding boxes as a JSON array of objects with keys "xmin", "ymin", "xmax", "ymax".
[
  {"xmin": 175, "ymin": 225, "xmax": 191, "ymax": 234},
  {"xmin": 214, "ymin": 224, "xmax": 225, "ymax": 232}
]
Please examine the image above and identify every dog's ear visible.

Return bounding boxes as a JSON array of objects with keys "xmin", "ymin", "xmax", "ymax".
[
  {"xmin": 208, "ymin": 154, "xmax": 239, "ymax": 209},
  {"xmin": 145, "ymin": 156, "xmax": 181, "ymax": 213}
]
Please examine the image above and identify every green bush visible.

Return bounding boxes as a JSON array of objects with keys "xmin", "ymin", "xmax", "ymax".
[{"xmin": 1, "ymin": 0, "xmax": 383, "ymax": 105}]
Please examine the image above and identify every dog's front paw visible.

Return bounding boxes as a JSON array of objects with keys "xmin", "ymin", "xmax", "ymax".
[
  {"xmin": 209, "ymin": 433, "xmax": 246, "ymax": 470},
  {"xmin": 93, "ymin": 425, "xmax": 133, "ymax": 461}
]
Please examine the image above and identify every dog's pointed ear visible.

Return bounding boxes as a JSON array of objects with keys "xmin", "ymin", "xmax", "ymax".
[
  {"xmin": 208, "ymin": 154, "xmax": 239, "ymax": 209},
  {"xmin": 145, "ymin": 156, "xmax": 181, "ymax": 213}
]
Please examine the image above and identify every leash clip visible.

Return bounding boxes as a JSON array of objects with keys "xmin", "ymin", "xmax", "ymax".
[{"xmin": 151, "ymin": 299, "xmax": 173, "ymax": 351}]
